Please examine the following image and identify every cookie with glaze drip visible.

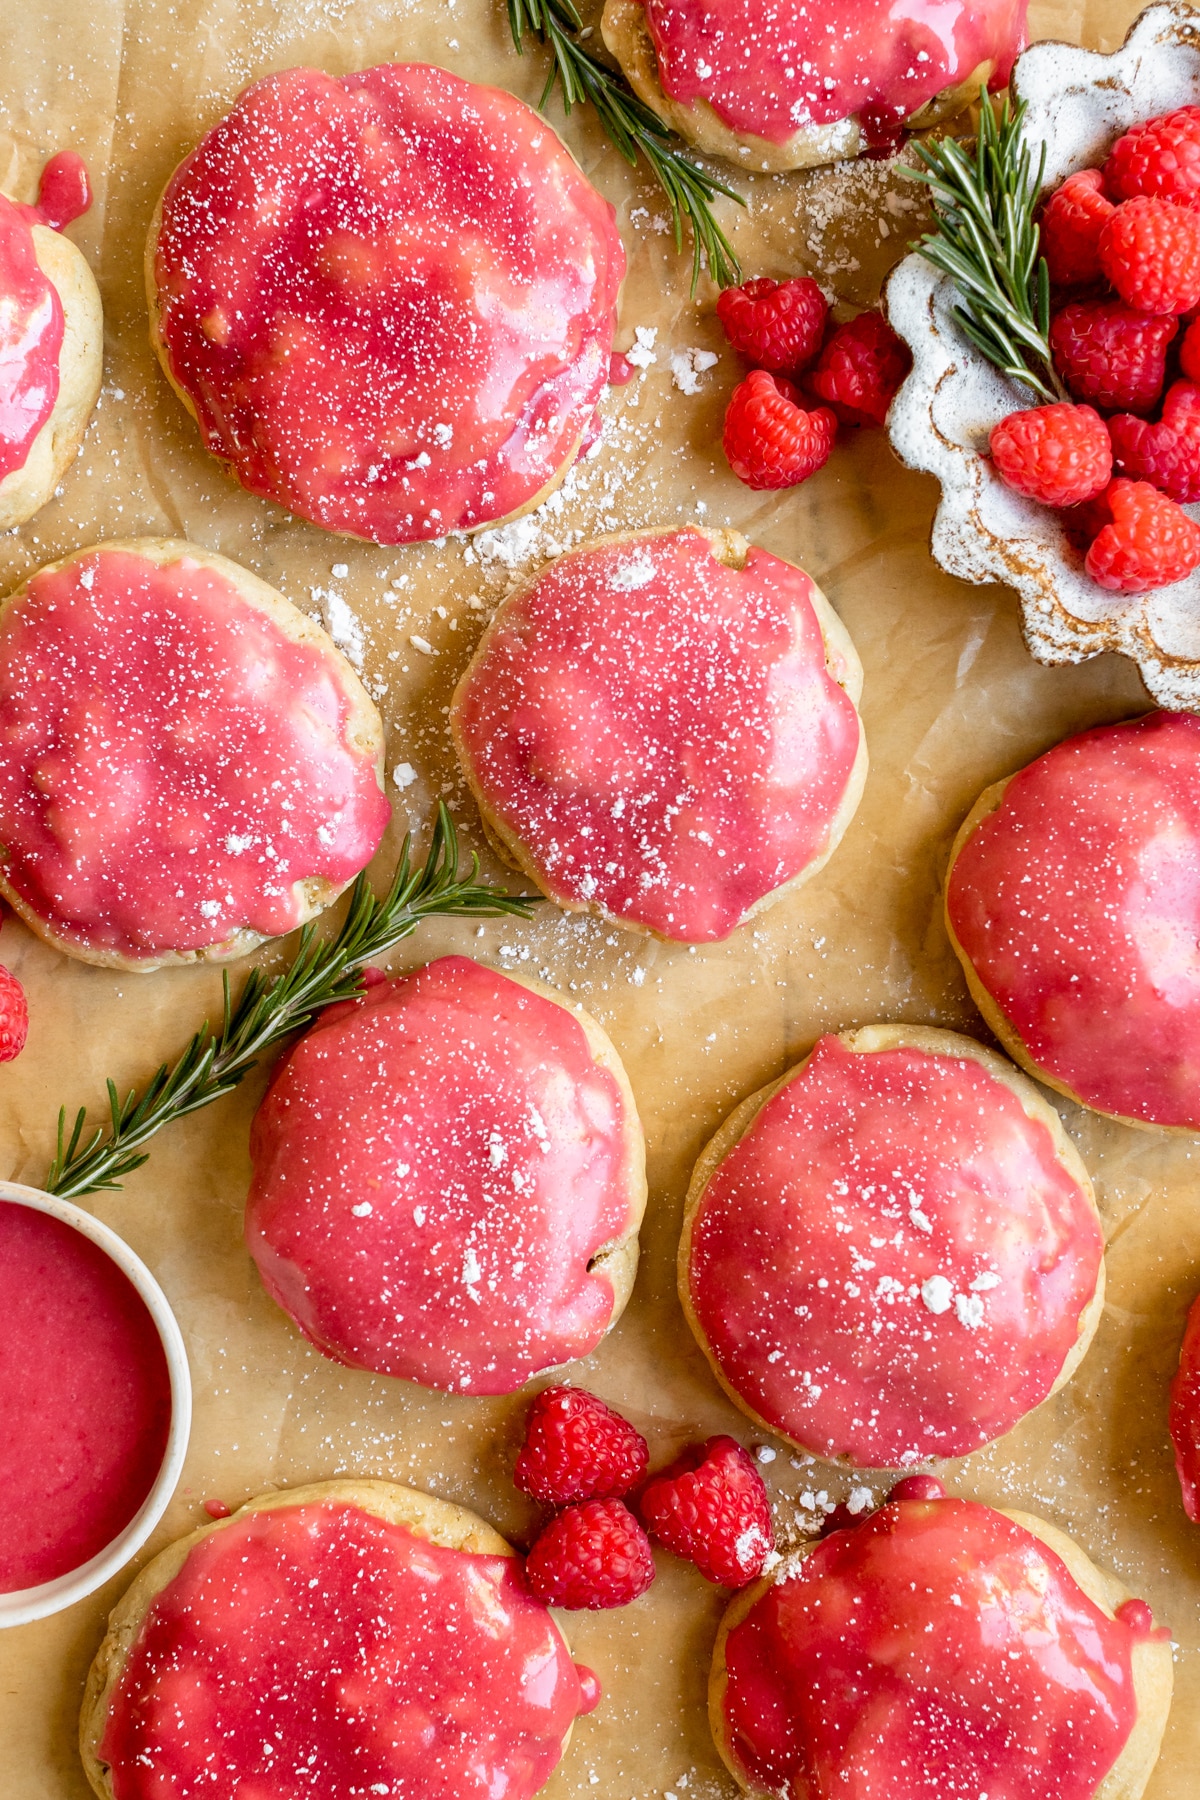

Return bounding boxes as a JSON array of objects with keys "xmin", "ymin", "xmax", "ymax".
[
  {"xmin": 80, "ymin": 1479, "xmax": 601, "ymax": 1800},
  {"xmin": 0, "ymin": 539, "xmax": 389, "ymax": 970},
  {"xmin": 946, "ymin": 710, "xmax": 1200, "ymax": 1132},
  {"xmin": 450, "ymin": 526, "xmax": 866, "ymax": 944},
  {"xmin": 710, "ymin": 1482, "xmax": 1172, "ymax": 1800},
  {"xmin": 680, "ymin": 1025, "xmax": 1105, "ymax": 1469},
  {"xmin": 601, "ymin": 0, "xmax": 1026, "ymax": 173},
  {"xmin": 0, "ymin": 154, "xmax": 101, "ymax": 531},
  {"xmin": 146, "ymin": 63, "xmax": 624, "ymax": 543},
  {"xmin": 244, "ymin": 955, "xmax": 646, "ymax": 1395}
]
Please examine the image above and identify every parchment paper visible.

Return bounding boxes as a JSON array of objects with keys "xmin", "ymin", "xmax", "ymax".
[{"xmin": 1, "ymin": 2, "xmax": 1197, "ymax": 1795}]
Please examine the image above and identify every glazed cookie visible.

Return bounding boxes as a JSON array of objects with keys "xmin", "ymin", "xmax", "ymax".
[
  {"xmin": 711, "ymin": 1479, "xmax": 1172, "ymax": 1800},
  {"xmin": 81, "ymin": 1479, "xmax": 600, "ymax": 1800},
  {"xmin": 0, "ymin": 539, "xmax": 389, "ymax": 969},
  {"xmin": 946, "ymin": 711, "xmax": 1200, "ymax": 1131},
  {"xmin": 680, "ymin": 1026, "xmax": 1104, "ymax": 1469},
  {"xmin": 601, "ymin": 0, "xmax": 1027, "ymax": 172},
  {"xmin": 451, "ymin": 527, "xmax": 866, "ymax": 944},
  {"xmin": 245, "ymin": 955, "xmax": 646, "ymax": 1394},
  {"xmin": 0, "ymin": 154, "xmax": 101, "ymax": 531},
  {"xmin": 146, "ymin": 63, "xmax": 624, "ymax": 543}
]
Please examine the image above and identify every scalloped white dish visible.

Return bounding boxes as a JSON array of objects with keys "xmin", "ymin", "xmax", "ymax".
[{"xmin": 886, "ymin": 0, "xmax": 1200, "ymax": 711}]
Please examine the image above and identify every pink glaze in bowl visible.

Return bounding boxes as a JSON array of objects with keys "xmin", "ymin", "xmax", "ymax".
[{"xmin": 0, "ymin": 1182, "xmax": 190, "ymax": 1628}]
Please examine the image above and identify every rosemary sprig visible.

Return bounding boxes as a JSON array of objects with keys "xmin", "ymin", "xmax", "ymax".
[
  {"xmin": 907, "ymin": 99, "xmax": 1067, "ymax": 403},
  {"xmin": 507, "ymin": 0, "xmax": 742, "ymax": 290},
  {"xmin": 43, "ymin": 806, "xmax": 538, "ymax": 1200}
]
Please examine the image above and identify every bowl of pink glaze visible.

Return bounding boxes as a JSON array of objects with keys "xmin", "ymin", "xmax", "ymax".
[{"xmin": 0, "ymin": 1182, "xmax": 190, "ymax": 1627}]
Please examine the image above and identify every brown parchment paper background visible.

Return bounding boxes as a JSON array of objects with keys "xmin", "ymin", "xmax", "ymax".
[{"xmin": 1, "ymin": 1, "xmax": 1198, "ymax": 1794}]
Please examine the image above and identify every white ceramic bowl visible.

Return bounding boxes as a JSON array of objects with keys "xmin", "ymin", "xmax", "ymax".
[
  {"xmin": 886, "ymin": 0, "xmax": 1200, "ymax": 711},
  {"xmin": 0, "ymin": 1181, "xmax": 191, "ymax": 1628}
]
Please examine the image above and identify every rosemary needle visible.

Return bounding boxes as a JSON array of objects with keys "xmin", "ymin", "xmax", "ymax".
[
  {"xmin": 907, "ymin": 98, "xmax": 1068, "ymax": 403},
  {"xmin": 506, "ymin": 0, "xmax": 743, "ymax": 291},
  {"xmin": 43, "ymin": 806, "xmax": 538, "ymax": 1200}
]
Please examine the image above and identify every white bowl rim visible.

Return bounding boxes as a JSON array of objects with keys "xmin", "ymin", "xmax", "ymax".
[{"xmin": 0, "ymin": 1179, "xmax": 191, "ymax": 1628}]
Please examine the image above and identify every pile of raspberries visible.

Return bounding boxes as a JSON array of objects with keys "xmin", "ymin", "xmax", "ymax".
[
  {"xmin": 512, "ymin": 1385, "xmax": 775, "ymax": 1610},
  {"xmin": 991, "ymin": 104, "xmax": 1200, "ymax": 592},
  {"xmin": 716, "ymin": 277, "xmax": 912, "ymax": 490}
]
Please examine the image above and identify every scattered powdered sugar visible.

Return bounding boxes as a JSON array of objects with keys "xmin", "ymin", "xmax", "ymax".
[
  {"xmin": 920, "ymin": 1274, "xmax": 953, "ymax": 1315},
  {"xmin": 624, "ymin": 325, "xmax": 658, "ymax": 369},
  {"xmin": 608, "ymin": 550, "xmax": 657, "ymax": 591},
  {"xmin": 954, "ymin": 1292, "xmax": 985, "ymax": 1330},
  {"xmin": 670, "ymin": 348, "xmax": 719, "ymax": 394},
  {"xmin": 313, "ymin": 585, "xmax": 365, "ymax": 669}
]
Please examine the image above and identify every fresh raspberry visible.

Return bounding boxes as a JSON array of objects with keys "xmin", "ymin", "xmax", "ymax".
[
  {"xmin": 523, "ymin": 1499, "xmax": 655, "ymax": 1610},
  {"xmin": 1181, "ymin": 315, "xmax": 1200, "ymax": 382},
  {"xmin": 715, "ymin": 276, "xmax": 828, "ymax": 374},
  {"xmin": 513, "ymin": 1386, "xmax": 649, "ymax": 1505},
  {"xmin": 722, "ymin": 370, "xmax": 837, "ymax": 489},
  {"xmin": 0, "ymin": 966, "xmax": 28, "ymax": 1062},
  {"xmin": 1110, "ymin": 380, "xmax": 1200, "ymax": 502},
  {"xmin": 1050, "ymin": 300, "xmax": 1179, "ymax": 413},
  {"xmin": 1104, "ymin": 106, "xmax": 1200, "ymax": 210},
  {"xmin": 1039, "ymin": 169, "xmax": 1115, "ymax": 288},
  {"xmin": 638, "ymin": 1436, "xmax": 774, "ymax": 1588},
  {"xmin": 1099, "ymin": 195, "xmax": 1200, "ymax": 314},
  {"xmin": 990, "ymin": 402, "xmax": 1112, "ymax": 507},
  {"xmin": 806, "ymin": 311, "xmax": 912, "ymax": 427},
  {"xmin": 1083, "ymin": 478, "xmax": 1200, "ymax": 591}
]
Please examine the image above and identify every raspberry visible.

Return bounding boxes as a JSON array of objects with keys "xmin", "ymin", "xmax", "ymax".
[
  {"xmin": 1083, "ymin": 478, "xmax": 1200, "ymax": 591},
  {"xmin": 0, "ymin": 966, "xmax": 28, "ymax": 1062},
  {"xmin": 990, "ymin": 403, "xmax": 1112, "ymax": 507},
  {"xmin": 806, "ymin": 311, "xmax": 912, "ymax": 427},
  {"xmin": 1104, "ymin": 106, "xmax": 1200, "ymax": 210},
  {"xmin": 1181, "ymin": 315, "xmax": 1200, "ymax": 382},
  {"xmin": 722, "ymin": 370, "xmax": 837, "ymax": 490},
  {"xmin": 1050, "ymin": 300, "xmax": 1179, "ymax": 413},
  {"xmin": 1099, "ymin": 195, "xmax": 1200, "ymax": 314},
  {"xmin": 715, "ymin": 276, "xmax": 828, "ymax": 374},
  {"xmin": 523, "ymin": 1499, "xmax": 655, "ymax": 1610},
  {"xmin": 1040, "ymin": 169, "xmax": 1115, "ymax": 288},
  {"xmin": 513, "ymin": 1386, "xmax": 649, "ymax": 1505},
  {"xmin": 638, "ymin": 1436, "xmax": 774, "ymax": 1588},
  {"xmin": 1110, "ymin": 380, "xmax": 1200, "ymax": 502}
]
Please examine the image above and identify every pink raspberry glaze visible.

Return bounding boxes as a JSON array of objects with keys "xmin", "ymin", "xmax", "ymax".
[
  {"xmin": 0, "ymin": 1202, "xmax": 171, "ymax": 1593},
  {"xmin": 720, "ymin": 1496, "xmax": 1149, "ymax": 1800},
  {"xmin": 0, "ymin": 154, "xmax": 92, "ymax": 486},
  {"xmin": 99, "ymin": 1500, "xmax": 594, "ymax": 1800},
  {"xmin": 0, "ymin": 548, "xmax": 389, "ymax": 961},
  {"xmin": 25, "ymin": 152, "xmax": 92, "ymax": 234},
  {"xmin": 451, "ymin": 530, "xmax": 862, "ymax": 943},
  {"xmin": 686, "ymin": 1036, "xmax": 1102, "ymax": 1467},
  {"xmin": 245, "ymin": 956, "xmax": 639, "ymax": 1394},
  {"xmin": 947, "ymin": 711, "xmax": 1200, "ymax": 1128},
  {"xmin": 152, "ymin": 65, "xmax": 624, "ymax": 543},
  {"xmin": 1170, "ymin": 1290, "xmax": 1200, "ymax": 1521},
  {"xmin": 642, "ymin": 0, "xmax": 1026, "ymax": 147},
  {"xmin": 0, "ymin": 194, "xmax": 64, "ymax": 483}
]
